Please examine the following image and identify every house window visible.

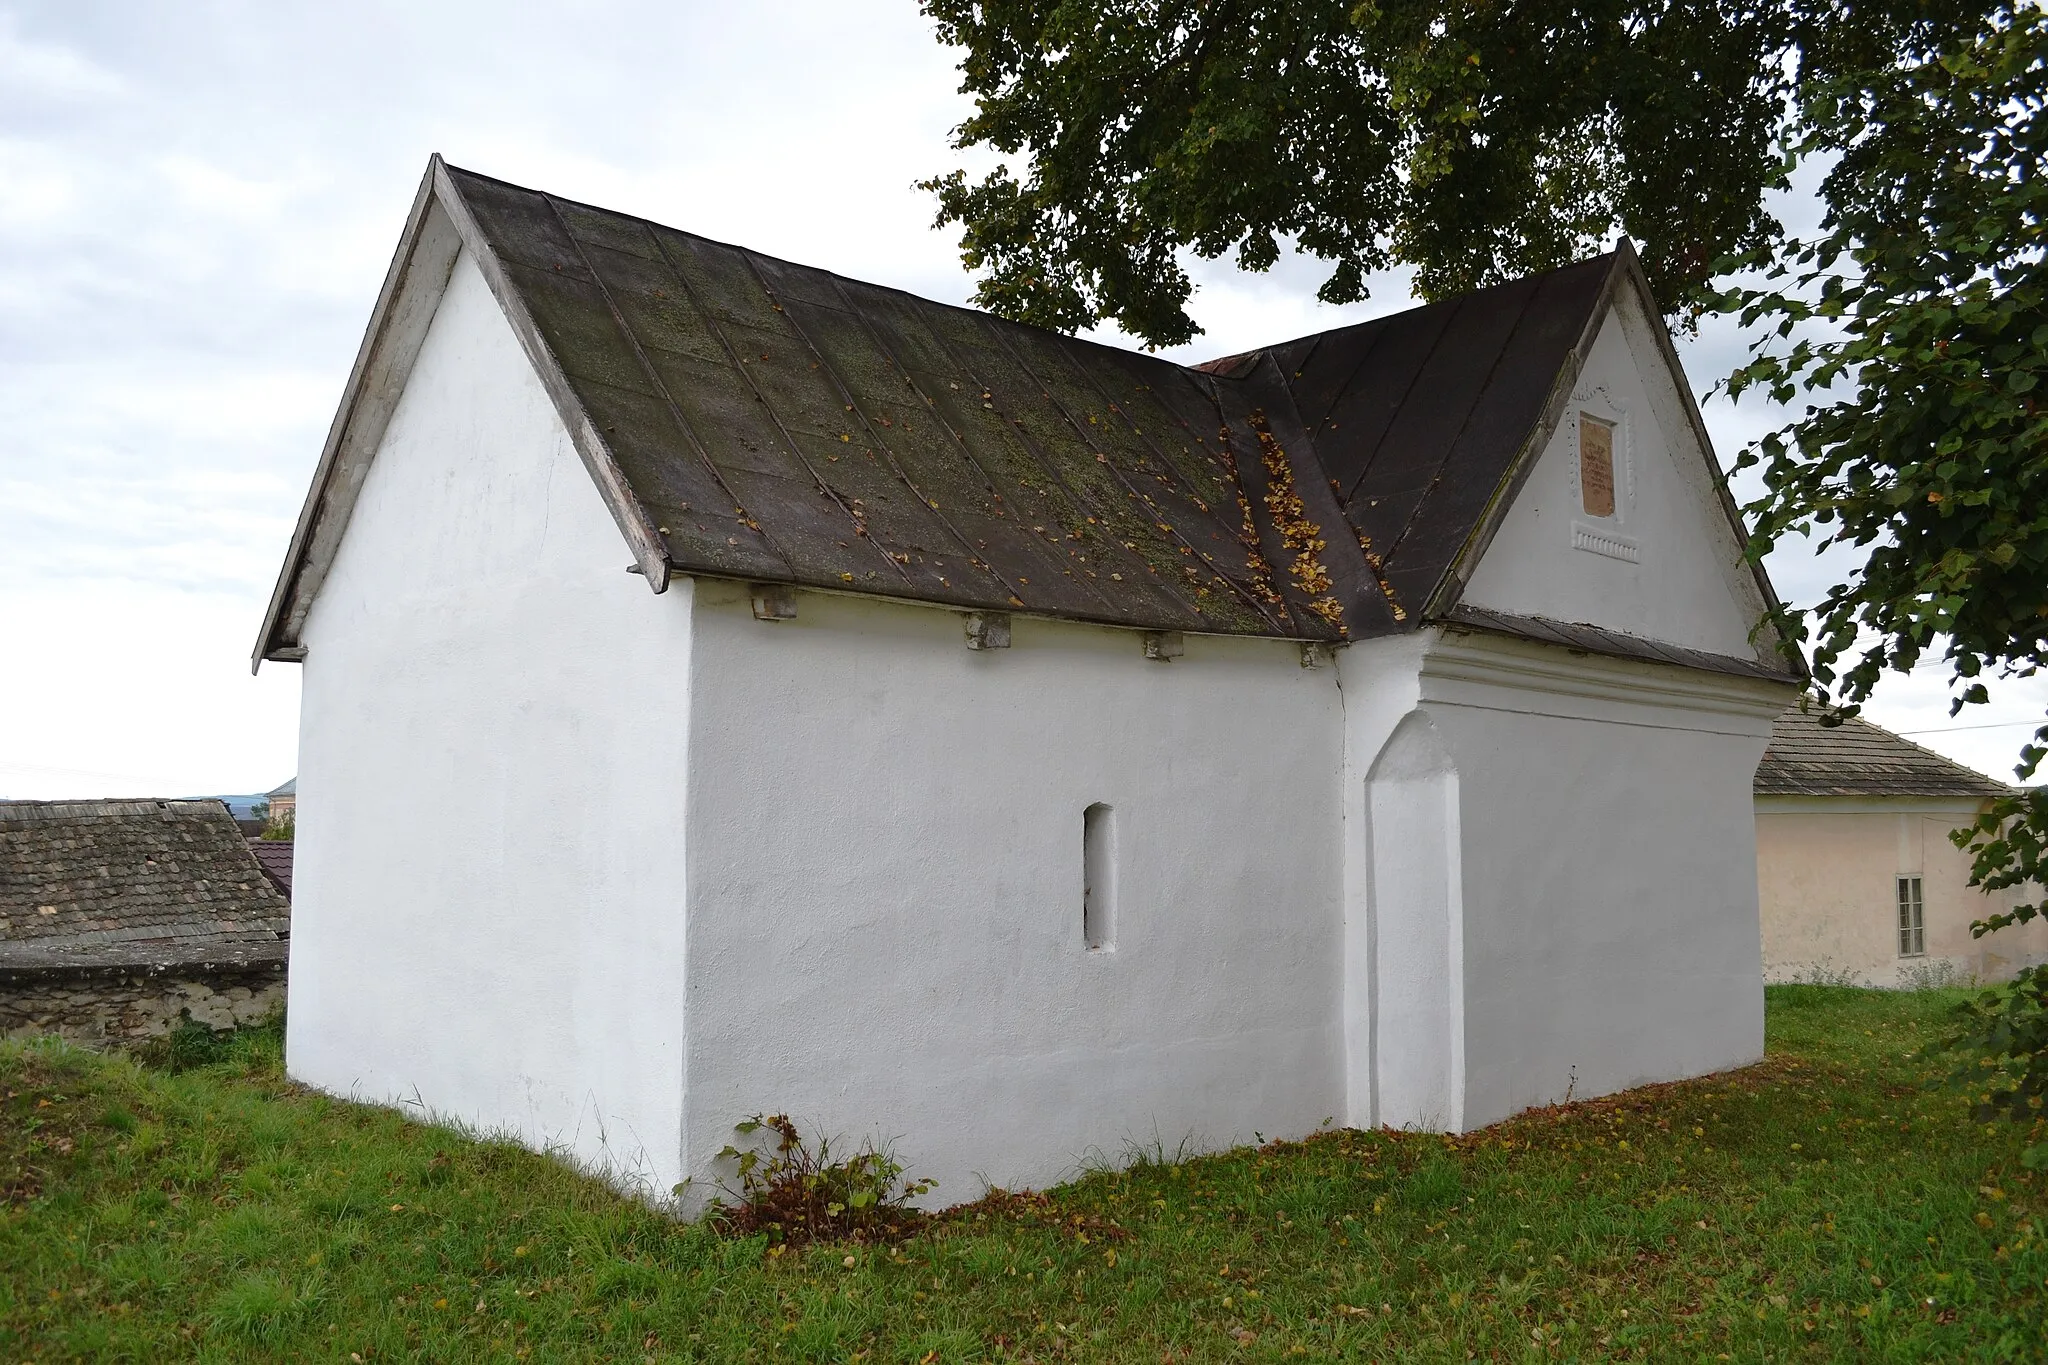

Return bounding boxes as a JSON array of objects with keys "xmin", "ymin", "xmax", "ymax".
[
  {"xmin": 1083, "ymin": 803, "xmax": 1115, "ymax": 951},
  {"xmin": 1897, "ymin": 876, "xmax": 1925, "ymax": 957},
  {"xmin": 1579, "ymin": 414, "xmax": 1616, "ymax": 518}
]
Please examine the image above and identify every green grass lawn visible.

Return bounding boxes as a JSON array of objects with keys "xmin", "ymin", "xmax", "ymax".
[{"xmin": 3, "ymin": 987, "xmax": 2045, "ymax": 1361}]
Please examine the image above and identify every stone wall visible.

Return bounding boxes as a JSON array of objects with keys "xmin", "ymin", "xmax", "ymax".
[{"xmin": 0, "ymin": 964, "xmax": 285, "ymax": 1045}]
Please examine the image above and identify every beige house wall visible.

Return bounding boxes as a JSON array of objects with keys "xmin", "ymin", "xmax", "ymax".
[{"xmin": 1757, "ymin": 797, "xmax": 2048, "ymax": 986}]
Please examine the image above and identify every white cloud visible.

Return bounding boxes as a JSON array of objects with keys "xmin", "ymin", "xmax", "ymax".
[
  {"xmin": 0, "ymin": 1, "xmax": 2029, "ymax": 796},
  {"xmin": 0, "ymin": 14, "xmax": 125, "ymax": 103}
]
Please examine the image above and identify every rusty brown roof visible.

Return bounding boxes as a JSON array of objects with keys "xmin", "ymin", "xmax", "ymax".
[
  {"xmin": 246, "ymin": 839, "xmax": 293, "ymax": 901},
  {"xmin": 256, "ymin": 157, "xmax": 1793, "ymax": 679},
  {"xmin": 0, "ymin": 800, "xmax": 290, "ymax": 972},
  {"xmin": 1754, "ymin": 707, "xmax": 2010, "ymax": 798}
]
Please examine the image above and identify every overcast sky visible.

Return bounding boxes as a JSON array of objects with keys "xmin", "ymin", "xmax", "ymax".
[{"xmin": 3, "ymin": 0, "xmax": 2040, "ymax": 799}]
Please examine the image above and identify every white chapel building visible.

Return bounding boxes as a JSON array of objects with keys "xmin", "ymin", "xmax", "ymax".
[{"xmin": 256, "ymin": 158, "xmax": 1801, "ymax": 1205}]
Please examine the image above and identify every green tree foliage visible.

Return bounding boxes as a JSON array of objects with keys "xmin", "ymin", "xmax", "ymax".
[
  {"xmin": 1720, "ymin": 8, "xmax": 2048, "ymax": 1152},
  {"xmin": 925, "ymin": 5, "xmax": 2048, "ymax": 1144},
  {"xmin": 919, "ymin": 0, "xmax": 1969, "ymax": 347}
]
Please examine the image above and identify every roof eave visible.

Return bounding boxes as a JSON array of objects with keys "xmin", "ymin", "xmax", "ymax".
[
  {"xmin": 252, "ymin": 160, "xmax": 449, "ymax": 672},
  {"xmin": 427, "ymin": 160, "xmax": 672, "ymax": 595},
  {"xmin": 1610, "ymin": 246, "xmax": 1807, "ymax": 683}
]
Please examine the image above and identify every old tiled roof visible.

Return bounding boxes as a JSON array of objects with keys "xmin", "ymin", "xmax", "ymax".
[
  {"xmin": 256, "ymin": 158, "xmax": 1792, "ymax": 679},
  {"xmin": 0, "ymin": 800, "xmax": 291, "ymax": 972},
  {"xmin": 1754, "ymin": 707, "xmax": 2010, "ymax": 798},
  {"xmin": 246, "ymin": 839, "xmax": 293, "ymax": 901}
]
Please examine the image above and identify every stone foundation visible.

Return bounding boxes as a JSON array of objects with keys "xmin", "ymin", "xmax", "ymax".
[{"xmin": 0, "ymin": 964, "xmax": 286, "ymax": 1045}]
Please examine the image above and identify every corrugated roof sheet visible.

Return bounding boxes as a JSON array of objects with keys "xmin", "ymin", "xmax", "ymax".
[
  {"xmin": 1754, "ymin": 706, "xmax": 2009, "ymax": 798},
  {"xmin": 257, "ymin": 159, "xmax": 1796, "ymax": 681},
  {"xmin": 0, "ymin": 800, "xmax": 290, "ymax": 971}
]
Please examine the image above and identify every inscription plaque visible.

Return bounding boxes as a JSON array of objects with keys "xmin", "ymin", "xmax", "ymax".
[{"xmin": 1579, "ymin": 415, "xmax": 1616, "ymax": 518}]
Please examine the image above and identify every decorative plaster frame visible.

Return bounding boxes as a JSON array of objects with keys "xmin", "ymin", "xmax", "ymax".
[{"xmin": 1566, "ymin": 383, "xmax": 1639, "ymax": 563}]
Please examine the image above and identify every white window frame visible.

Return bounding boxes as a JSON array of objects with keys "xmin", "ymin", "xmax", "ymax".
[{"xmin": 1897, "ymin": 875, "xmax": 1925, "ymax": 958}]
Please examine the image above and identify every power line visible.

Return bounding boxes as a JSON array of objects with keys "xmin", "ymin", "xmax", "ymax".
[{"xmin": 1894, "ymin": 720, "xmax": 2045, "ymax": 735}]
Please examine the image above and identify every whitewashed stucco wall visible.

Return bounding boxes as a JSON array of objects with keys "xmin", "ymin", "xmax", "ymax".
[
  {"xmin": 1339, "ymin": 630, "xmax": 1790, "ymax": 1134},
  {"xmin": 1423, "ymin": 634, "xmax": 1786, "ymax": 1128},
  {"xmin": 290, "ymin": 249, "xmax": 695, "ymax": 1197},
  {"xmin": 281, "ymin": 251, "xmax": 1793, "ymax": 1206},
  {"xmin": 1461, "ymin": 292, "xmax": 1768, "ymax": 661},
  {"xmin": 678, "ymin": 583, "xmax": 1347, "ymax": 1205}
]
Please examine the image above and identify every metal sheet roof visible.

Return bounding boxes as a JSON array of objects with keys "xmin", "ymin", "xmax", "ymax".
[
  {"xmin": 245, "ymin": 839, "xmax": 293, "ymax": 901},
  {"xmin": 255, "ymin": 158, "xmax": 1794, "ymax": 679}
]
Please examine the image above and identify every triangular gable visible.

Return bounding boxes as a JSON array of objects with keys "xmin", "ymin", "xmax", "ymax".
[
  {"xmin": 254, "ymin": 159, "xmax": 668, "ymax": 670},
  {"xmin": 257, "ymin": 158, "xmax": 1792, "ymax": 679},
  {"xmin": 1450, "ymin": 263, "xmax": 1795, "ymax": 676}
]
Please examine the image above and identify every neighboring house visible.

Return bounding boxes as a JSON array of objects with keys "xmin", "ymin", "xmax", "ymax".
[
  {"xmin": 246, "ymin": 839, "xmax": 294, "ymax": 901},
  {"xmin": 0, "ymin": 799, "xmax": 291, "ymax": 1042},
  {"xmin": 1756, "ymin": 708, "xmax": 2047, "ymax": 986},
  {"xmin": 266, "ymin": 778, "xmax": 295, "ymax": 826},
  {"xmin": 252, "ymin": 158, "xmax": 1800, "ymax": 1205}
]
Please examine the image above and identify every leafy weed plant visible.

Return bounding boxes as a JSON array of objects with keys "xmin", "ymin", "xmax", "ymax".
[{"xmin": 708, "ymin": 1113, "xmax": 936, "ymax": 1246}]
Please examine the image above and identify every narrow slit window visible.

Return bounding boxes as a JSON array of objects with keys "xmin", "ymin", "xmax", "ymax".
[
  {"xmin": 1083, "ymin": 803, "xmax": 1115, "ymax": 951},
  {"xmin": 1579, "ymin": 414, "xmax": 1616, "ymax": 518},
  {"xmin": 1897, "ymin": 876, "xmax": 1925, "ymax": 957}
]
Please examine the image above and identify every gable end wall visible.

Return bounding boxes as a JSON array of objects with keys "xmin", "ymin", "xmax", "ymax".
[
  {"xmin": 288, "ymin": 249, "xmax": 694, "ymax": 1197},
  {"xmin": 1457, "ymin": 289, "xmax": 1769, "ymax": 661}
]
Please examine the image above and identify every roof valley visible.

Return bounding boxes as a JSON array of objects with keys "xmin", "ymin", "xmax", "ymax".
[{"xmin": 255, "ymin": 158, "xmax": 1793, "ymax": 676}]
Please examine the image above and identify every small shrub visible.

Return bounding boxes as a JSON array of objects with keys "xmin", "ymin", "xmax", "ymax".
[
  {"xmin": 134, "ymin": 1013, "xmax": 234, "ymax": 1073},
  {"xmin": 1942, "ymin": 967, "xmax": 2048, "ymax": 1167},
  {"xmin": 1898, "ymin": 957, "xmax": 1974, "ymax": 991},
  {"xmin": 705, "ymin": 1113, "xmax": 935, "ymax": 1245},
  {"xmin": 134, "ymin": 1009, "xmax": 284, "ymax": 1075},
  {"xmin": 1788, "ymin": 961, "xmax": 1864, "ymax": 987}
]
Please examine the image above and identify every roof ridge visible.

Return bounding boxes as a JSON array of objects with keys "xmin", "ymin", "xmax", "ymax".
[
  {"xmin": 256, "ymin": 158, "xmax": 1768, "ymax": 662},
  {"xmin": 443, "ymin": 163, "xmax": 1202, "ymax": 380},
  {"xmin": 1190, "ymin": 251, "xmax": 1620, "ymax": 377},
  {"xmin": 0, "ymin": 798, "xmax": 231, "ymax": 821}
]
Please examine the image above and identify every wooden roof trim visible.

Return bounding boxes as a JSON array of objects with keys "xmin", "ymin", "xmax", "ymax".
[
  {"xmin": 252, "ymin": 155, "xmax": 673, "ymax": 670},
  {"xmin": 252, "ymin": 162, "xmax": 455, "ymax": 670},
  {"xmin": 429, "ymin": 160, "xmax": 672, "ymax": 593},
  {"xmin": 1615, "ymin": 249, "xmax": 1802, "ymax": 676}
]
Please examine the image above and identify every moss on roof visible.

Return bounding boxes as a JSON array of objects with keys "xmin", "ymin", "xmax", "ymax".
[{"xmin": 0, "ymin": 800, "xmax": 289, "ymax": 972}]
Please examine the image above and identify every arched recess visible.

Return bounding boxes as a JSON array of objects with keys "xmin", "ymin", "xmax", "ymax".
[{"xmin": 1364, "ymin": 709, "xmax": 1463, "ymax": 1131}]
